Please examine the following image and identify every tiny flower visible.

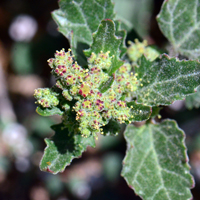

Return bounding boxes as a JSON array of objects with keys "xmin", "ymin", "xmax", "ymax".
[
  {"xmin": 47, "ymin": 58, "xmax": 54, "ymax": 68},
  {"xmin": 95, "ymin": 99, "xmax": 104, "ymax": 111},
  {"xmin": 88, "ymin": 52, "xmax": 97, "ymax": 64},
  {"xmin": 118, "ymin": 65, "xmax": 128, "ymax": 73},
  {"xmin": 76, "ymin": 109, "xmax": 85, "ymax": 120},
  {"xmin": 65, "ymin": 75, "xmax": 76, "ymax": 85},
  {"xmin": 108, "ymin": 92, "xmax": 116, "ymax": 102},
  {"xmin": 55, "ymin": 49, "xmax": 65, "ymax": 58},
  {"xmin": 117, "ymin": 100, "xmax": 127, "ymax": 108},
  {"xmin": 72, "ymin": 63, "xmax": 80, "ymax": 71},
  {"xmin": 82, "ymin": 99, "xmax": 92, "ymax": 109},
  {"xmin": 91, "ymin": 120, "xmax": 100, "ymax": 130},
  {"xmin": 79, "ymin": 83, "xmax": 91, "ymax": 97},
  {"xmin": 116, "ymin": 75, "xmax": 125, "ymax": 82},
  {"xmin": 92, "ymin": 111, "xmax": 101, "ymax": 118},
  {"xmin": 102, "ymin": 110, "xmax": 112, "ymax": 120},
  {"xmin": 70, "ymin": 85, "xmax": 79, "ymax": 96},
  {"xmin": 67, "ymin": 55, "xmax": 73, "ymax": 64},
  {"xmin": 90, "ymin": 67, "xmax": 101, "ymax": 74},
  {"xmin": 97, "ymin": 92, "xmax": 102, "ymax": 97},
  {"xmin": 54, "ymin": 65, "xmax": 67, "ymax": 76}
]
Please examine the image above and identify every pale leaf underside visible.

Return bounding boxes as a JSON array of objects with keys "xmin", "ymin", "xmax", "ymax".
[
  {"xmin": 121, "ymin": 120, "xmax": 194, "ymax": 200},
  {"xmin": 157, "ymin": 0, "xmax": 200, "ymax": 59}
]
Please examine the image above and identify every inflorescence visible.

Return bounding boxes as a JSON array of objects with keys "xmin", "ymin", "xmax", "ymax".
[
  {"xmin": 127, "ymin": 39, "xmax": 159, "ymax": 63},
  {"xmin": 34, "ymin": 49, "xmax": 139, "ymax": 138}
]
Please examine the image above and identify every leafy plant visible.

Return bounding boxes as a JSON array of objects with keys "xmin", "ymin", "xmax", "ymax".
[{"xmin": 34, "ymin": 0, "xmax": 200, "ymax": 199}]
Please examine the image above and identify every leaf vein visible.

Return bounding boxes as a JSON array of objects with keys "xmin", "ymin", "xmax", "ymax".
[{"xmin": 149, "ymin": 126, "xmax": 171, "ymax": 200}]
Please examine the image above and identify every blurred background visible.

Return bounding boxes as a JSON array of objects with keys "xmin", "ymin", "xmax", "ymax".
[{"xmin": 0, "ymin": 0, "xmax": 200, "ymax": 199}]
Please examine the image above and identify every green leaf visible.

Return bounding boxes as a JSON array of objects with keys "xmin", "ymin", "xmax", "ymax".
[
  {"xmin": 99, "ymin": 75, "xmax": 114, "ymax": 93},
  {"xmin": 151, "ymin": 106, "xmax": 162, "ymax": 118},
  {"xmin": 102, "ymin": 119, "xmax": 121, "ymax": 136},
  {"xmin": 185, "ymin": 86, "xmax": 200, "ymax": 109},
  {"xmin": 84, "ymin": 19, "xmax": 124, "ymax": 75},
  {"xmin": 52, "ymin": 0, "xmax": 115, "ymax": 64},
  {"xmin": 157, "ymin": 0, "xmax": 200, "ymax": 59},
  {"xmin": 40, "ymin": 124, "xmax": 96, "ymax": 174},
  {"xmin": 113, "ymin": 0, "xmax": 153, "ymax": 37},
  {"xmin": 127, "ymin": 101, "xmax": 152, "ymax": 122},
  {"xmin": 121, "ymin": 120, "xmax": 194, "ymax": 200},
  {"xmin": 134, "ymin": 54, "xmax": 200, "ymax": 106},
  {"xmin": 115, "ymin": 20, "xmax": 127, "ymax": 58},
  {"xmin": 36, "ymin": 106, "xmax": 63, "ymax": 116}
]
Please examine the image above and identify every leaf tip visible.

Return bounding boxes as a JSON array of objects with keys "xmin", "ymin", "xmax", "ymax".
[
  {"xmin": 43, "ymin": 167, "xmax": 55, "ymax": 174},
  {"xmin": 104, "ymin": 18, "xmax": 113, "ymax": 22},
  {"xmin": 47, "ymin": 167, "xmax": 54, "ymax": 173}
]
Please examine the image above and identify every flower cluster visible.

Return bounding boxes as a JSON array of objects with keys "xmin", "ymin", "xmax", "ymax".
[
  {"xmin": 34, "ymin": 88, "xmax": 59, "ymax": 108},
  {"xmin": 34, "ymin": 49, "xmax": 139, "ymax": 138},
  {"xmin": 127, "ymin": 39, "xmax": 159, "ymax": 62}
]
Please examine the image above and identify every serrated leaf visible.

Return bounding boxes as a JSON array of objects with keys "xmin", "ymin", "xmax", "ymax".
[
  {"xmin": 52, "ymin": 0, "xmax": 115, "ymax": 65},
  {"xmin": 121, "ymin": 119, "xmax": 194, "ymax": 200},
  {"xmin": 40, "ymin": 124, "xmax": 96, "ymax": 174},
  {"xmin": 157, "ymin": 0, "xmax": 200, "ymax": 59},
  {"xmin": 185, "ymin": 86, "xmax": 200, "ymax": 109},
  {"xmin": 36, "ymin": 106, "xmax": 63, "ymax": 116},
  {"xmin": 83, "ymin": 19, "xmax": 120, "ymax": 56},
  {"xmin": 115, "ymin": 20, "xmax": 127, "ymax": 58},
  {"xmin": 84, "ymin": 19, "xmax": 124, "ymax": 75},
  {"xmin": 127, "ymin": 101, "xmax": 152, "ymax": 122},
  {"xmin": 134, "ymin": 54, "xmax": 200, "ymax": 106}
]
